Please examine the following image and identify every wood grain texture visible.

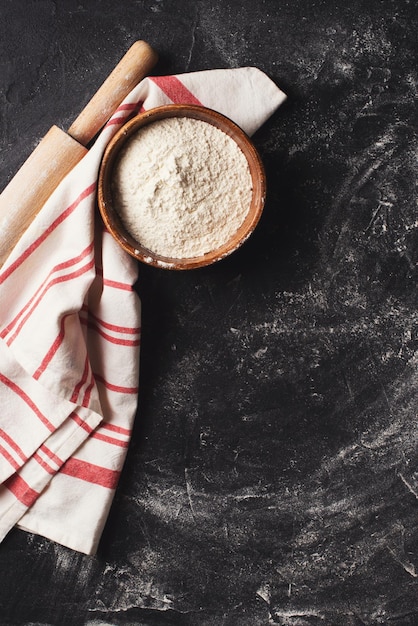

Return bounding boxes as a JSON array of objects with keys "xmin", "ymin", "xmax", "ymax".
[{"xmin": 0, "ymin": 126, "xmax": 87, "ymax": 267}]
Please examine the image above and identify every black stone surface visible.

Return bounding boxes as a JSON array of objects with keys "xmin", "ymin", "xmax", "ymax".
[{"xmin": 0, "ymin": 1, "xmax": 417, "ymax": 624}]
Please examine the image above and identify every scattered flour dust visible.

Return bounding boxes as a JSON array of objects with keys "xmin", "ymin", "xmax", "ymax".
[{"xmin": 112, "ymin": 116, "xmax": 253, "ymax": 258}]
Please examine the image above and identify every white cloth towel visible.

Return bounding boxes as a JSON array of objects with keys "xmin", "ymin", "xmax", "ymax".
[{"xmin": 0, "ymin": 67, "xmax": 286, "ymax": 554}]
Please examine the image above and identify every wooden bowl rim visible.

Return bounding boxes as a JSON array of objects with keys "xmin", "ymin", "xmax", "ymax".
[{"xmin": 97, "ymin": 104, "xmax": 266, "ymax": 270}]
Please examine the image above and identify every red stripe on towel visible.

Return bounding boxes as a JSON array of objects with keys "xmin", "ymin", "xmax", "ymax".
[
  {"xmin": 101, "ymin": 423, "xmax": 131, "ymax": 436},
  {"xmin": 70, "ymin": 413, "xmax": 94, "ymax": 434},
  {"xmin": 33, "ymin": 452, "xmax": 56, "ymax": 475},
  {"xmin": 94, "ymin": 373, "xmax": 138, "ymax": 394},
  {"xmin": 0, "ymin": 429, "xmax": 27, "ymax": 463},
  {"xmin": 81, "ymin": 378, "xmax": 95, "ymax": 408},
  {"xmin": 70, "ymin": 355, "xmax": 90, "ymax": 404},
  {"xmin": 0, "ymin": 444, "xmax": 20, "ymax": 471},
  {"xmin": 2, "ymin": 243, "xmax": 94, "ymax": 342},
  {"xmin": 0, "ymin": 374, "xmax": 55, "ymax": 432},
  {"xmin": 79, "ymin": 317, "xmax": 140, "ymax": 346},
  {"xmin": 0, "ymin": 183, "xmax": 96, "ymax": 284},
  {"xmin": 91, "ymin": 432, "xmax": 129, "ymax": 448},
  {"xmin": 33, "ymin": 314, "xmax": 72, "ymax": 381},
  {"xmin": 60, "ymin": 458, "xmax": 120, "ymax": 489},
  {"xmin": 150, "ymin": 76, "xmax": 203, "ymax": 106},
  {"xmin": 39, "ymin": 445, "xmax": 63, "ymax": 467},
  {"xmin": 81, "ymin": 305, "xmax": 140, "ymax": 335},
  {"xmin": 8, "ymin": 256, "xmax": 94, "ymax": 345},
  {"xmin": 102, "ymin": 277, "xmax": 134, "ymax": 292},
  {"xmin": 4, "ymin": 474, "xmax": 40, "ymax": 508}
]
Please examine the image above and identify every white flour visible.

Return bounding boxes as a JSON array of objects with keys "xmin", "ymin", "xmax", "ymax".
[{"xmin": 112, "ymin": 116, "xmax": 253, "ymax": 258}]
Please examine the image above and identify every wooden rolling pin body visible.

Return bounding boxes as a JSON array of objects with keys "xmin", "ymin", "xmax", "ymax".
[{"xmin": 0, "ymin": 41, "xmax": 158, "ymax": 267}]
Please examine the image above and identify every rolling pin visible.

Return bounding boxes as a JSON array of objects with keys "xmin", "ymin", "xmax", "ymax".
[{"xmin": 0, "ymin": 40, "xmax": 158, "ymax": 267}]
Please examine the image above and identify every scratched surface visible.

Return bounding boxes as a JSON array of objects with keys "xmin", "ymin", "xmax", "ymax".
[{"xmin": 0, "ymin": 0, "xmax": 417, "ymax": 624}]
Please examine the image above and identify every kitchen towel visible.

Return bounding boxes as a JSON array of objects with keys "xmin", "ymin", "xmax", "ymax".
[{"xmin": 0, "ymin": 67, "xmax": 286, "ymax": 555}]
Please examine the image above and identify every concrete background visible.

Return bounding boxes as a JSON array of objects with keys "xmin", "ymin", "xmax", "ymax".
[{"xmin": 0, "ymin": 0, "xmax": 417, "ymax": 624}]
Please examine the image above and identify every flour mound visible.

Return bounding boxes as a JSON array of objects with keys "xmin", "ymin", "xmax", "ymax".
[{"xmin": 112, "ymin": 116, "xmax": 253, "ymax": 259}]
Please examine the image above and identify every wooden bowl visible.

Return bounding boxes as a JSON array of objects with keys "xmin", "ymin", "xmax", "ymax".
[{"xmin": 97, "ymin": 104, "xmax": 266, "ymax": 270}]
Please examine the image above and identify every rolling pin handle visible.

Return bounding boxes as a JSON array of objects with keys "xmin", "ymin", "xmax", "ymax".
[{"xmin": 68, "ymin": 40, "xmax": 158, "ymax": 147}]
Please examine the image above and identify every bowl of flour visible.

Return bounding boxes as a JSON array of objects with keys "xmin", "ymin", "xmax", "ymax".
[{"xmin": 98, "ymin": 104, "xmax": 266, "ymax": 269}]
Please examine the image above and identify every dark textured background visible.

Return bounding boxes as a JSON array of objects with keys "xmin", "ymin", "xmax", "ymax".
[{"xmin": 0, "ymin": 0, "xmax": 417, "ymax": 624}]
